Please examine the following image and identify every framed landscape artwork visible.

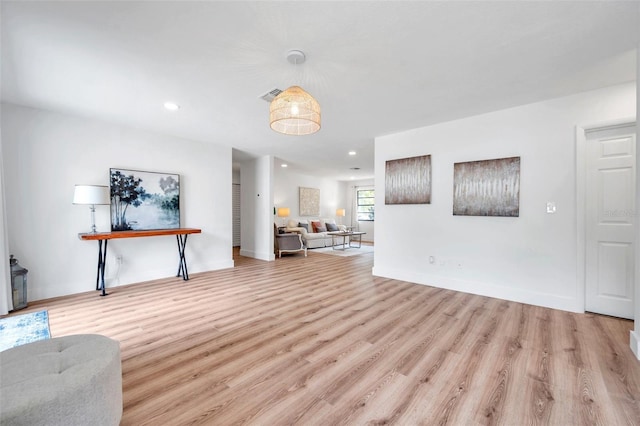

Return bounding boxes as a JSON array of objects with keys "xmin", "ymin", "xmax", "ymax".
[
  {"xmin": 110, "ymin": 168, "xmax": 180, "ymax": 231},
  {"xmin": 453, "ymin": 156, "xmax": 520, "ymax": 217},
  {"xmin": 385, "ymin": 155, "xmax": 431, "ymax": 204},
  {"xmin": 299, "ymin": 187, "xmax": 320, "ymax": 216}
]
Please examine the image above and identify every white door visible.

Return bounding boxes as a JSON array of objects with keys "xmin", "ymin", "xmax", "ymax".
[{"xmin": 585, "ymin": 122, "xmax": 636, "ymax": 319}]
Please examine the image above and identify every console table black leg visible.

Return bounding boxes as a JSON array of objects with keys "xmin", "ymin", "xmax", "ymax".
[
  {"xmin": 97, "ymin": 240, "xmax": 108, "ymax": 296},
  {"xmin": 95, "ymin": 241, "xmax": 101, "ymax": 291},
  {"xmin": 176, "ymin": 234, "xmax": 189, "ymax": 281}
]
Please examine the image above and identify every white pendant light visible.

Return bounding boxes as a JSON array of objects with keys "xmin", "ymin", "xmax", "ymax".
[{"xmin": 269, "ymin": 50, "xmax": 321, "ymax": 136}]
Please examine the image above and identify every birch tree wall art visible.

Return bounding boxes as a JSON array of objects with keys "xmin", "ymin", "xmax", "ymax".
[
  {"xmin": 385, "ymin": 155, "xmax": 431, "ymax": 204},
  {"xmin": 453, "ymin": 157, "xmax": 520, "ymax": 217},
  {"xmin": 110, "ymin": 168, "xmax": 180, "ymax": 231}
]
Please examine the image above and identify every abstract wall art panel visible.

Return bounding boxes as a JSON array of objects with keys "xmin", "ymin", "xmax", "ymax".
[
  {"xmin": 385, "ymin": 155, "xmax": 431, "ymax": 204},
  {"xmin": 110, "ymin": 168, "xmax": 180, "ymax": 231},
  {"xmin": 453, "ymin": 156, "xmax": 520, "ymax": 217},
  {"xmin": 299, "ymin": 187, "xmax": 320, "ymax": 216}
]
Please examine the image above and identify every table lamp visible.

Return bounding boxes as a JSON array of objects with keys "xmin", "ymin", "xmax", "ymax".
[
  {"xmin": 336, "ymin": 208, "xmax": 346, "ymax": 225},
  {"xmin": 73, "ymin": 184, "xmax": 110, "ymax": 233},
  {"xmin": 277, "ymin": 207, "xmax": 290, "ymax": 227}
]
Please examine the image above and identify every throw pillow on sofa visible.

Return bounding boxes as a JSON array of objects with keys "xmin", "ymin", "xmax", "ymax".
[
  {"xmin": 326, "ymin": 223, "xmax": 338, "ymax": 232},
  {"xmin": 310, "ymin": 221, "xmax": 322, "ymax": 232},
  {"xmin": 298, "ymin": 222, "xmax": 309, "ymax": 231},
  {"xmin": 316, "ymin": 226, "xmax": 327, "ymax": 232}
]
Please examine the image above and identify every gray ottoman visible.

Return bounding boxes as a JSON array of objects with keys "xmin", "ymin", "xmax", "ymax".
[{"xmin": 0, "ymin": 334, "xmax": 122, "ymax": 426}]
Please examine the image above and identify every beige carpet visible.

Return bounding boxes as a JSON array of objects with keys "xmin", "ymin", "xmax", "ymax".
[{"xmin": 310, "ymin": 244, "xmax": 374, "ymax": 257}]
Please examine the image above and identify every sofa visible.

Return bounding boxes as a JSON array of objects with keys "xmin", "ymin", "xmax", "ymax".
[{"xmin": 285, "ymin": 218, "xmax": 348, "ymax": 249}]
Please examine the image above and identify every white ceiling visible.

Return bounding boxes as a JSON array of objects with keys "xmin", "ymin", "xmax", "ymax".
[{"xmin": 2, "ymin": 1, "xmax": 638, "ymax": 181}]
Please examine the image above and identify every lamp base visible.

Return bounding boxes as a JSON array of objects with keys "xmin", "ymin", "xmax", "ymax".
[{"xmin": 89, "ymin": 205, "xmax": 97, "ymax": 233}]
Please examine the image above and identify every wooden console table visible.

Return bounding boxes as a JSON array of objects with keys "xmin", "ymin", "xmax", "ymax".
[{"xmin": 78, "ymin": 228, "xmax": 202, "ymax": 296}]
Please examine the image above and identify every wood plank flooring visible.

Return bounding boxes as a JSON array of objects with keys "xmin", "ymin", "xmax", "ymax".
[{"xmin": 14, "ymin": 248, "xmax": 640, "ymax": 425}]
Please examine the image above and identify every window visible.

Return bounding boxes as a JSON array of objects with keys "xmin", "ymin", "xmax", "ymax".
[{"xmin": 357, "ymin": 189, "xmax": 375, "ymax": 221}]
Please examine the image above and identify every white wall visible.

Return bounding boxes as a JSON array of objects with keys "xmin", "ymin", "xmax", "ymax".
[
  {"xmin": 273, "ymin": 167, "xmax": 345, "ymax": 224},
  {"xmin": 239, "ymin": 155, "xmax": 274, "ymax": 261},
  {"xmin": 634, "ymin": 35, "xmax": 640, "ymax": 359},
  {"xmin": 272, "ymin": 170, "xmax": 376, "ymax": 242},
  {"xmin": 1, "ymin": 103, "xmax": 234, "ymax": 301},
  {"xmin": 0, "ymin": 137, "xmax": 11, "ymax": 314},
  {"xmin": 374, "ymin": 83, "xmax": 636, "ymax": 313}
]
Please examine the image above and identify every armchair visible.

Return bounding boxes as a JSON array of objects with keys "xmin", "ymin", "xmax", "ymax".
[{"xmin": 274, "ymin": 225, "xmax": 307, "ymax": 258}]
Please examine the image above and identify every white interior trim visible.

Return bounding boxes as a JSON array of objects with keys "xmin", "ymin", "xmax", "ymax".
[
  {"xmin": 0, "ymin": 141, "xmax": 12, "ymax": 315},
  {"xmin": 373, "ymin": 265, "xmax": 579, "ymax": 313},
  {"xmin": 631, "ymin": 330, "xmax": 640, "ymax": 359},
  {"xmin": 575, "ymin": 118, "xmax": 636, "ymax": 317}
]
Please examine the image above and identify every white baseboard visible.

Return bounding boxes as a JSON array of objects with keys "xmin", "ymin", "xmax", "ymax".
[
  {"xmin": 239, "ymin": 249, "xmax": 274, "ymax": 261},
  {"xmin": 631, "ymin": 330, "xmax": 640, "ymax": 360},
  {"xmin": 33, "ymin": 258, "xmax": 236, "ymax": 301},
  {"xmin": 110, "ymin": 258, "xmax": 235, "ymax": 289},
  {"xmin": 190, "ymin": 259, "xmax": 235, "ymax": 273},
  {"xmin": 372, "ymin": 266, "xmax": 581, "ymax": 313}
]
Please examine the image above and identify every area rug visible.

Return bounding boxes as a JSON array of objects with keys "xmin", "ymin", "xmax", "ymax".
[
  {"xmin": 311, "ymin": 245, "xmax": 374, "ymax": 257},
  {"xmin": 0, "ymin": 310, "xmax": 51, "ymax": 352}
]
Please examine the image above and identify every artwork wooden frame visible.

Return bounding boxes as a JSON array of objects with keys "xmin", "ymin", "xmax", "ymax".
[
  {"xmin": 299, "ymin": 187, "xmax": 320, "ymax": 216},
  {"xmin": 385, "ymin": 155, "xmax": 431, "ymax": 204},
  {"xmin": 110, "ymin": 168, "xmax": 180, "ymax": 231},
  {"xmin": 453, "ymin": 156, "xmax": 520, "ymax": 217}
]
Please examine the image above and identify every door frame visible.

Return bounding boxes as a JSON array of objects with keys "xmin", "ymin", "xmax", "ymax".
[{"xmin": 576, "ymin": 117, "xmax": 636, "ymax": 314}]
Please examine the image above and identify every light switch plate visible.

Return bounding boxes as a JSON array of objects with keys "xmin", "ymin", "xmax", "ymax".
[{"xmin": 546, "ymin": 202, "xmax": 556, "ymax": 214}]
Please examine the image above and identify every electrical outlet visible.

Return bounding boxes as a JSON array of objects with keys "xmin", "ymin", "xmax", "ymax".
[{"xmin": 116, "ymin": 256, "xmax": 123, "ymax": 264}]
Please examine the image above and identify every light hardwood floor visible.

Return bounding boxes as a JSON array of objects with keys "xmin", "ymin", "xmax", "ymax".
[{"xmin": 17, "ymin": 248, "xmax": 640, "ymax": 425}]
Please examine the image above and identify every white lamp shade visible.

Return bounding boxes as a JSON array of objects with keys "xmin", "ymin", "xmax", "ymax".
[
  {"xmin": 336, "ymin": 208, "xmax": 346, "ymax": 217},
  {"xmin": 73, "ymin": 185, "xmax": 110, "ymax": 205},
  {"xmin": 277, "ymin": 207, "xmax": 290, "ymax": 217}
]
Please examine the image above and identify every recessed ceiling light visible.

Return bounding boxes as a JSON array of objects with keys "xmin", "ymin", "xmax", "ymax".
[
  {"xmin": 164, "ymin": 102, "xmax": 180, "ymax": 111},
  {"xmin": 281, "ymin": 164, "xmax": 288, "ymax": 168},
  {"xmin": 348, "ymin": 151, "xmax": 356, "ymax": 156},
  {"xmin": 350, "ymin": 176, "xmax": 355, "ymax": 180}
]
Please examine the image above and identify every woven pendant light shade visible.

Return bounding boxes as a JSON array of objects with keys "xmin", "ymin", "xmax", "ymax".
[{"xmin": 269, "ymin": 86, "xmax": 321, "ymax": 136}]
